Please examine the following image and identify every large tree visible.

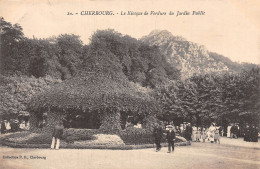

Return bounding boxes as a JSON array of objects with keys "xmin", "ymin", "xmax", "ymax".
[{"xmin": 0, "ymin": 17, "xmax": 24, "ymax": 75}]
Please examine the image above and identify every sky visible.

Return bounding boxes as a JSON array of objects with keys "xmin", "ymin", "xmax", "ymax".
[{"xmin": 0, "ymin": 0, "xmax": 259, "ymax": 64}]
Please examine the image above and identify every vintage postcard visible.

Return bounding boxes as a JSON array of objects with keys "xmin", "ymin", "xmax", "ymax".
[{"xmin": 0, "ymin": 0, "xmax": 259, "ymax": 169}]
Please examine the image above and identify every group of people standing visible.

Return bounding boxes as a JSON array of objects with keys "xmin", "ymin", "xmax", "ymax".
[
  {"xmin": 153, "ymin": 121, "xmax": 223, "ymax": 153},
  {"xmin": 0, "ymin": 119, "xmax": 29, "ymax": 134},
  {"xmin": 153, "ymin": 122, "xmax": 175, "ymax": 153},
  {"xmin": 153, "ymin": 122, "xmax": 193, "ymax": 153},
  {"xmin": 244, "ymin": 125, "xmax": 258, "ymax": 142},
  {"xmin": 191, "ymin": 124, "xmax": 220, "ymax": 144}
]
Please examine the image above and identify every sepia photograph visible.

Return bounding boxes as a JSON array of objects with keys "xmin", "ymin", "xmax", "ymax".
[{"xmin": 0, "ymin": 0, "xmax": 259, "ymax": 168}]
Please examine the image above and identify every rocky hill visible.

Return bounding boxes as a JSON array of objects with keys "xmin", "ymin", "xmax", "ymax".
[{"xmin": 141, "ymin": 30, "xmax": 258, "ymax": 79}]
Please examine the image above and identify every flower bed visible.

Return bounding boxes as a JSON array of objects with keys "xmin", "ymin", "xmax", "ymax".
[
  {"xmin": 2, "ymin": 129, "xmax": 98, "ymax": 145},
  {"xmin": 1, "ymin": 128, "xmax": 188, "ymax": 149},
  {"xmin": 74, "ymin": 134, "xmax": 125, "ymax": 146},
  {"xmin": 2, "ymin": 131, "xmax": 52, "ymax": 144},
  {"xmin": 63, "ymin": 128, "xmax": 99, "ymax": 143}
]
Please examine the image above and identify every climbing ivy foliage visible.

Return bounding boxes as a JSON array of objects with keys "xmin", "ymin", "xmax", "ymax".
[
  {"xmin": 28, "ymin": 72, "xmax": 160, "ymax": 117},
  {"xmin": 0, "ymin": 75, "xmax": 61, "ymax": 118}
]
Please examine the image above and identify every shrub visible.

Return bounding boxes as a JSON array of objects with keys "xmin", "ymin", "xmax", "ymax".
[
  {"xmin": 119, "ymin": 127, "xmax": 154, "ymax": 145},
  {"xmin": 63, "ymin": 128, "xmax": 99, "ymax": 143},
  {"xmin": 119, "ymin": 127, "xmax": 186, "ymax": 145}
]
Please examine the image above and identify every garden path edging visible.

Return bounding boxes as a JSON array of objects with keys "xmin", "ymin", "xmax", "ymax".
[{"xmin": 0, "ymin": 139, "xmax": 190, "ymax": 150}]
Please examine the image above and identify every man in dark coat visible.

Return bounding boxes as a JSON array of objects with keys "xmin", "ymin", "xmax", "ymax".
[
  {"xmin": 1, "ymin": 120, "xmax": 6, "ymax": 134},
  {"xmin": 153, "ymin": 122, "xmax": 164, "ymax": 152},
  {"xmin": 252, "ymin": 125, "xmax": 258, "ymax": 142},
  {"xmin": 230, "ymin": 125, "xmax": 234, "ymax": 139},
  {"xmin": 233, "ymin": 125, "xmax": 238, "ymax": 139},
  {"xmin": 51, "ymin": 122, "xmax": 64, "ymax": 150},
  {"xmin": 244, "ymin": 124, "xmax": 250, "ymax": 142},
  {"xmin": 185, "ymin": 123, "xmax": 192, "ymax": 142},
  {"xmin": 166, "ymin": 125, "xmax": 176, "ymax": 153}
]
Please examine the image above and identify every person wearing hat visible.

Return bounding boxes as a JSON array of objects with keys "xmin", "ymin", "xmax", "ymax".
[
  {"xmin": 153, "ymin": 122, "xmax": 164, "ymax": 152},
  {"xmin": 166, "ymin": 124, "xmax": 176, "ymax": 153}
]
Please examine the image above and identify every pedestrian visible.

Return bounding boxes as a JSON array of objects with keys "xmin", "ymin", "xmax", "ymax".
[
  {"xmin": 230, "ymin": 124, "xmax": 234, "ymax": 139},
  {"xmin": 5, "ymin": 120, "xmax": 11, "ymax": 133},
  {"xmin": 135, "ymin": 121, "xmax": 142, "ymax": 128},
  {"xmin": 196, "ymin": 128, "xmax": 201, "ymax": 142},
  {"xmin": 153, "ymin": 122, "xmax": 164, "ymax": 152},
  {"xmin": 233, "ymin": 125, "xmax": 238, "ymax": 139},
  {"xmin": 251, "ymin": 125, "xmax": 258, "ymax": 142},
  {"xmin": 220, "ymin": 127, "xmax": 224, "ymax": 137},
  {"xmin": 214, "ymin": 128, "xmax": 220, "ymax": 144},
  {"xmin": 14, "ymin": 120, "xmax": 19, "ymax": 132},
  {"xmin": 19, "ymin": 121, "xmax": 26, "ymax": 130},
  {"xmin": 248, "ymin": 125, "xmax": 254, "ymax": 142},
  {"xmin": 180, "ymin": 124, "xmax": 184, "ymax": 137},
  {"xmin": 185, "ymin": 123, "xmax": 192, "ymax": 143},
  {"xmin": 192, "ymin": 126, "xmax": 197, "ymax": 142},
  {"xmin": 10, "ymin": 119, "xmax": 14, "ymax": 132},
  {"xmin": 208, "ymin": 123, "xmax": 216, "ymax": 143},
  {"xmin": 166, "ymin": 125, "xmax": 176, "ymax": 153},
  {"xmin": 175, "ymin": 126, "xmax": 180, "ymax": 136},
  {"xmin": 244, "ymin": 124, "xmax": 250, "ymax": 142},
  {"xmin": 201, "ymin": 128, "xmax": 206, "ymax": 143},
  {"xmin": 206, "ymin": 128, "xmax": 210, "ymax": 141},
  {"xmin": 227, "ymin": 125, "xmax": 232, "ymax": 138},
  {"xmin": 51, "ymin": 121, "xmax": 64, "ymax": 150},
  {"xmin": 1, "ymin": 120, "xmax": 6, "ymax": 134}
]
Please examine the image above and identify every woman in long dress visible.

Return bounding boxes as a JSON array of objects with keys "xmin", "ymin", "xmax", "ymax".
[
  {"xmin": 214, "ymin": 128, "xmax": 220, "ymax": 144},
  {"xmin": 192, "ymin": 126, "xmax": 197, "ymax": 142},
  {"xmin": 196, "ymin": 128, "xmax": 201, "ymax": 142},
  {"xmin": 208, "ymin": 124, "xmax": 216, "ymax": 143},
  {"xmin": 201, "ymin": 128, "xmax": 207, "ymax": 142}
]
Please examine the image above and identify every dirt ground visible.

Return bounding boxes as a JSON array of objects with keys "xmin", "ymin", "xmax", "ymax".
[{"xmin": 1, "ymin": 139, "xmax": 259, "ymax": 169}]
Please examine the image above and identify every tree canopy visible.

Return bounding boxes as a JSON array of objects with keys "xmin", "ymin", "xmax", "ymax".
[
  {"xmin": 1, "ymin": 18, "xmax": 180, "ymax": 88},
  {"xmin": 155, "ymin": 68, "xmax": 260, "ymax": 126}
]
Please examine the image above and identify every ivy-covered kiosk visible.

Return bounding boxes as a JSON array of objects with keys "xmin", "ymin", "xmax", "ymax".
[{"xmin": 28, "ymin": 72, "xmax": 161, "ymax": 132}]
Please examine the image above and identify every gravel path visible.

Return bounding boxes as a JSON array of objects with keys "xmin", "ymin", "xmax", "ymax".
[{"xmin": 1, "ymin": 140, "xmax": 259, "ymax": 169}]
